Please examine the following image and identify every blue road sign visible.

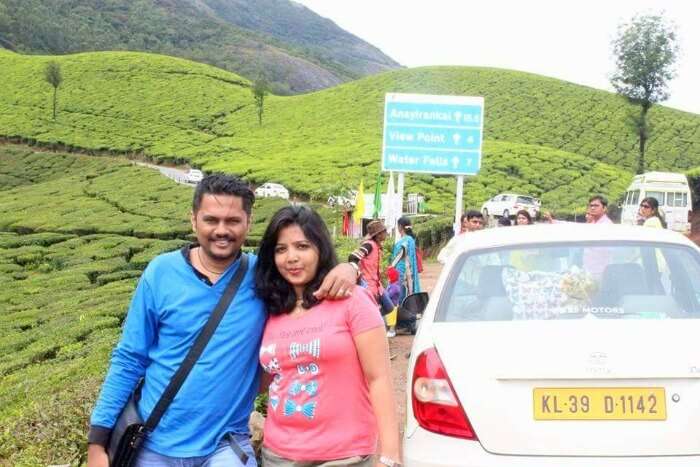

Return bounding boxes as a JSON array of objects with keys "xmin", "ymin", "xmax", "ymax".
[{"xmin": 382, "ymin": 93, "xmax": 484, "ymax": 175}]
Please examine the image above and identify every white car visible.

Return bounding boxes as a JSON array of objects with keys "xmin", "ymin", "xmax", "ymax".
[
  {"xmin": 327, "ymin": 190, "xmax": 358, "ymax": 209},
  {"xmin": 185, "ymin": 169, "xmax": 203, "ymax": 184},
  {"xmin": 254, "ymin": 182, "xmax": 289, "ymax": 199},
  {"xmin": 403, "ymin": 224, "xmax": 700, "ymax": 466},
  {"xmin": 481, "ymin": 193, "xmax": 540, "ymax": 219}
]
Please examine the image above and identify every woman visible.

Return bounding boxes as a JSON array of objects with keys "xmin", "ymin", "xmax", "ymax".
[
  {"xmin": 389, "ymin": 217, "xmax": 421, "ymax": 337},
  {"xmin": 391, "ymin": 217, "xmax": 421, "ymax": 298},
  {"xmin": 515, "ymin": 209, "xmax": 533, "ymax": 225},
  {"xmin": 255, "ymin": 206, "xmax": 400, "ymax": 467},
  {"xmin": 638, "ymin": 197, "xmax": 667, "ymax": 229}
]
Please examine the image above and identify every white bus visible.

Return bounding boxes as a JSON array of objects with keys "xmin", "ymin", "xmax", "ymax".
[{"xmin": 620, "ymin": 171, "xmax": 692, "ymax": 232}]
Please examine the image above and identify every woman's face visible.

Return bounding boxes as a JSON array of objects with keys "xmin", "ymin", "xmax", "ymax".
[
  {"xmin": 274, "ymin": 224, "xmax": 320, "ymax": 296},
  {"xmin": 516, "ymin": 214, "xmax": 529, "ymax": 225},
  {"xmin": 639, "ymin": 201, "xmax": 653, "ymax": 218}
]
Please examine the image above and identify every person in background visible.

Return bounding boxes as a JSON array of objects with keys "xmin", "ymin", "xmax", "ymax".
[
  {"xmin": 437, "ymin": 210, "xmax": 484, "ymax": 264},
  {"xmin": 381, "ymin": 267, "xmax": 402, "ymax": 335},
  {"xmin": 498, "ymin": 216, "xmax": 512, "ymax": 227},
  {"xmin": 348, "ymin": 220, "xmax": 388, "ymax": 308},
  {"xmin": 255, "ymin": 205, "xmax": 400, "ymax": 467},
  {"xmin": 385, "ymin": 267, "xmax": 401, "ymax": 310},
  {"xmin": 638, "ymin": 197, "xmax": 667, "ymax": 229},
  {"xmin": 389, "ymin": 216, "xmax": 421, "ymax": 337},
  {"xmin": 543, "ymin": 195, "xmax": 613, "ymax": 224},
  {"xmin": 515, "ymin": 210, "xmax": 533, "ymax": 225},
  {"xmin": 585, "ymin": 195, "xmax": 613, "ymax": 224}
]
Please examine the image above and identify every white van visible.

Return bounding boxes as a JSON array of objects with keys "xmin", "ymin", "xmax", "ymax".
[{"xmin": 620, "ymin": 171, "xmax": 692, "ymax": 232}]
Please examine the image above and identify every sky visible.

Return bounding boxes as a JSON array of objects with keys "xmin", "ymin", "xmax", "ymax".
[{"xmin": 294, "ymin": 0, "xmax": 700, "ymax": 115}]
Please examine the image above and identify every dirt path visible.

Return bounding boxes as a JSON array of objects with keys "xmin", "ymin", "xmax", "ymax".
[{"xmin": 388, "ymin": 261, "xmax": 442, "ymax": 436}]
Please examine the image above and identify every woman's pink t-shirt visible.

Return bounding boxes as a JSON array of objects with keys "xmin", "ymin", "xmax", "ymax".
[{"xmin": 259, "ymin": 288, "xmax": 384, "ymax": 460}]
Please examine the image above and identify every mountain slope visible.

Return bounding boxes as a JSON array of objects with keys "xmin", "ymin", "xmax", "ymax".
[
  {"xmin": 2, "ymin": 50, "xmax": 699, "ymax": 214},
  {"xmin": 0, "ymin": 0, "xmax": 400, "ymax": 94}
]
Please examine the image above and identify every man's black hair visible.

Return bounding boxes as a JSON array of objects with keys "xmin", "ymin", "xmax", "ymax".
[
  {"xmin": 465, "ymin": 209, "xmax": 483, "ymax": 220},
  {"xmin": 255, "ymin": 205, "xmax": 338, "ymax": 315},
  {"xmin": 588, "ymin": 195, "xmax": 608, "ymax": 207},
  {"xmin": 192, "ymin": 173, "xmax": 255, "ymax": 215}
]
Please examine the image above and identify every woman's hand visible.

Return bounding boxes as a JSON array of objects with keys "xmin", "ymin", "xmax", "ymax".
[{"xmin": 313, "ymin": 263, "xmax": 357, "ymax": 300}]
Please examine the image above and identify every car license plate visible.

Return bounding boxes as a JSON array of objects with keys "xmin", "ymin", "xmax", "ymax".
[{"xmin": 533, "ymin": 387, "xmax": 666, "ymax": 420}]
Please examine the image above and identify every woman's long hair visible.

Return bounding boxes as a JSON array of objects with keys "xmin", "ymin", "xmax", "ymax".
[
  {"xmin": 640, "ymin": 196, "xmax": 667, "ymax": 228},
  {"xmin": 255, "ymin": 206, "xmax": 338, "ymax": 315}
]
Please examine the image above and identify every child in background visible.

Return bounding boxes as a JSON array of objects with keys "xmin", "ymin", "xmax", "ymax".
[
  {"xmin": 383, "ymin": 267, "xmax": 401, "ymax": 336},
  {"xmin": 386, "ymin": 267, "xmax": 401, "ymax": 309}
]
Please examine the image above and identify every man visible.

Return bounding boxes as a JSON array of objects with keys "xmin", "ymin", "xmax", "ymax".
[
  {"xmin": 87, "ymin": 174, "xmax": 357, "ymax": 467},
  {"xmin": 437, "ymin": 210, "xmax": 484, "ymax": 264},
  {"xmin": 544, "ymin": 195, "xmax": 614, "ymax": 224},
  {"xmin": 586, "ymin": 195, "xmax": 613, "ymax": 224},
  {"xmin": 348, "ymin": 219, "xmax": 388, "ymax": 305}
]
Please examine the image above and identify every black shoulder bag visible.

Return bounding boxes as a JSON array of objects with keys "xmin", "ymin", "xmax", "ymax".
[{"xmin": 107, "ymin": 254, "xmax": 249, "ymax": 467}]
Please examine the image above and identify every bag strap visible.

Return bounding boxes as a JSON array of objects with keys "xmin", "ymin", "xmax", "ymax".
[{"xmin": 144, "ymin": 253, "xmax": 249, "ymax": 431}]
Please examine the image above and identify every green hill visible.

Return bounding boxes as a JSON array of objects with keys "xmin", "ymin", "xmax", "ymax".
[
  {"xmin": 3, "ymin": 49, "xmax": 700, "ymax": 215},
  {"xmin": 0, "ymin": 0, "xmax": 400, "ymax": 94},
  {"xmin": 2, "ymin": 48, "xmax": 700, "ymax": 464}
]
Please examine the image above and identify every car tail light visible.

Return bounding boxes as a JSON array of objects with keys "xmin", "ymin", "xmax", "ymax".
[{"xmin": 412, "ymin": 347, "xmax": 477, "ymax": 440}]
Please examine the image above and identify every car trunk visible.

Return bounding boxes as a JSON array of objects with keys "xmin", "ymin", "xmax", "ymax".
[{"xmin": 432, "ymin": 319, "xmax": 700, "ymax": 456}]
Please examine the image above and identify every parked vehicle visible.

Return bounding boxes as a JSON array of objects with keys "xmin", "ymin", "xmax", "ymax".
[
  {"xmin": 481, "ymin": 193, "xmax": 540, "ymax": 219},
  {"xmin": 620, "ymin": 171, "xmax": 692, "ymax": 233},
  {"xmin": 327, "ymin": 190, "xmax": 357, "ymax": 209},
  {"xmin": 185, "ymin": 169, "xmax": 203, "ymax": 184},
  {"xmin": 254, "ymin": 182, "xmax": 290, "ymax": 199},
  {"xmin": 403, "ymin": 223, "xmax": 700, "ymax": 466}
]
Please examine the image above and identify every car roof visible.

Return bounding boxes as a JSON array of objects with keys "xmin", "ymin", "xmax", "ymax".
[{"xmin": 451, "ymin": 223, "xmax": 697, "ymax": 255}]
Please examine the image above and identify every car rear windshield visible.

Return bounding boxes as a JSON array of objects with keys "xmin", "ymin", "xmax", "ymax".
[
  {"xmin": 516, "ymin": 196, "xmax": 535, "ymax": 204},
  {"xmin": 437, "ymin": 242, "xmax": 700, "ymax": 322}
]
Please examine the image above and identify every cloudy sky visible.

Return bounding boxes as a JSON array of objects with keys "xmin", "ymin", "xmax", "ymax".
[{"xmin": 295, "ymin": 0, "xmax": 700, "ymax": 115}]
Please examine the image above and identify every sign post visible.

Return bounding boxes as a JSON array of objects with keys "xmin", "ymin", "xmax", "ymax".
[{"xmin": 381, "ymin": 93, "xmax": 484, "ymax": 233}]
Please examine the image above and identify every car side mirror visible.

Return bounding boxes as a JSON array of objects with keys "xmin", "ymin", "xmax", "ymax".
[{"xmin": 401, "ymin": 292, "xmax": 429, "ymax": 316}]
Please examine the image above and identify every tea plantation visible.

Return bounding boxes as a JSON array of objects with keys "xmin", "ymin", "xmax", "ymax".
[
  {"xmin": 1, "ymin": 46, "xmax": 700, "ymax": 464},
  {"xmin": 3, "ymin": 49, "xmax": 700, "ymax": 215},
  {"xmin": 0, "ymin": 145, "xmax": 352, "ymax": 465}
]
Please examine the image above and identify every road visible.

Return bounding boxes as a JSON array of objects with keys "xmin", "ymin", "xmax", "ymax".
[
  {"xmin": 388, "ymin": 261, "xmax": 442, "ymax": 439},
  {"xmin": 133, "ymin": 161, "xmax": 195, "ymax": 185}
]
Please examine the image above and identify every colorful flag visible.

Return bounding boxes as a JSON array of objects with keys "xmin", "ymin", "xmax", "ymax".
[
  {"xmin": 372, "ymin": 172, "xmax": 383, "ymax": 219},
  {"xmin": 353, "ymin": 179, "xmax": 365, "ymax": 223}
]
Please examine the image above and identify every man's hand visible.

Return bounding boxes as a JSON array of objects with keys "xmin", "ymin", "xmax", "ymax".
[
  {"xmin": 87, "ymin": 443, "xmax": 109, "ymax": 467},
  {"xmin": 314, "ymin": 263, "xmax": 357, "ymax": 300}
]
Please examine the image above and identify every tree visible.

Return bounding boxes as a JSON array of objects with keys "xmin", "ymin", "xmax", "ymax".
[
  {"xmin": 610, "ymin": 14, "xmax": 679, "ymax": 174},
  {"xmin": 251, "ymin": 78, "xmax": 268, "ymax": 126},
  {"xmin": 44, "ymin": 61, "xmax": 63, "ymax": 120}
]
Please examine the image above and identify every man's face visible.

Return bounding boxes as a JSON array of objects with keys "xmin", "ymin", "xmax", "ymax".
[
  {"xmin": 191, "ymin": 194, "xmax": 250, "ymax": 263},
  {"xmin": 587, "ymin": 199, "xmax": 607, "ymax": 221},
  {"xmin": 467, "ymin": 216, "xmax": 484, "ymax": 231}
]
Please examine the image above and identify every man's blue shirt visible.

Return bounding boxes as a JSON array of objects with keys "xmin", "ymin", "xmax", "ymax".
[{"xmin": 89, "ymin": 248, "xmax": 266, "ymax": 457}]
